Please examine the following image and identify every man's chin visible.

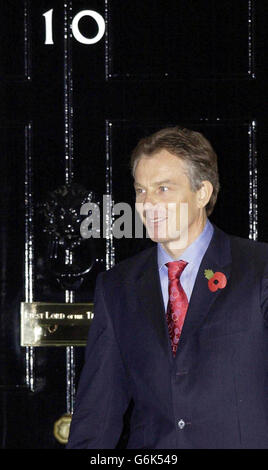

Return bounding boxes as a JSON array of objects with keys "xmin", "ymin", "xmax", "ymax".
[
  {"xmin": 146, "ymin": 231, "xmax": 189, "ymax": 251},
  {"xmin": 146, "ymin": 230, "xmax": 173, "ymax": 243},
  {"xmin": 148, "ymin": 235, "xmax": 169, "ymax": 243}
]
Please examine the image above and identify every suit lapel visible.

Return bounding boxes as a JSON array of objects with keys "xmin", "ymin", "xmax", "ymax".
[
  {"xmin": 136, "ymin": 247, "xmax": 170, "ymax": 357},
  {"xmin": 135, "ymin": 224, "xmax": 232, "ymax": 361},
  {"xmin": 175, "ymin": 224, "xmax": 232, "ymax": 355}
]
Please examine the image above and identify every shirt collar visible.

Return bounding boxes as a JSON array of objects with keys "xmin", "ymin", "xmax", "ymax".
[{"xmin": 157, "ymin": 218, "xmax": 214, "ymax": 271}]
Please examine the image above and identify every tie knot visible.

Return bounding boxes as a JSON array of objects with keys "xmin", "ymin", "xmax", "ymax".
[{"xmin": 166, "ymin": 260, "xmax": 188, "ymax": 281}]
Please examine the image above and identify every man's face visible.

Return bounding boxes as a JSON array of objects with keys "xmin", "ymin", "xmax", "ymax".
[{"xmin": 134, "ymin": 149, "xmax": 202, "ymax": 248}]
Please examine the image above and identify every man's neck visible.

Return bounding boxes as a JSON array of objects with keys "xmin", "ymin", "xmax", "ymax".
[{"xmin": 160, "ymin": 216, "xmax": 208, "ymax": 259}]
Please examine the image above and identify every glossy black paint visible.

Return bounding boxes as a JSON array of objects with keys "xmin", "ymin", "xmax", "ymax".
[{"xmin": 0, "ymin": 0, "xmax": 267, "ymax": 449}]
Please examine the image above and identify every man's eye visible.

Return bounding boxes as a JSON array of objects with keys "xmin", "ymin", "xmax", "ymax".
[
  {"xmin": 160, "ymin": 186, "xmax": 168, "ymax": 192},
  {"xmin": 135, "ymin": 188, "xmax": 144, "ymax": 194}
]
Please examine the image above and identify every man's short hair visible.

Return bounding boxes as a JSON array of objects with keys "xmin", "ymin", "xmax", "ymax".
[{"xmin": 130, "ymin": 126, "xmax": 220, "ymax": 216}]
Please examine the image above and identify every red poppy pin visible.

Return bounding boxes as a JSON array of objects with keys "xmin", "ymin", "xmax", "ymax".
[{"xmin": 204, "ymin": 269, "xmax": 227, "ymax": 292}]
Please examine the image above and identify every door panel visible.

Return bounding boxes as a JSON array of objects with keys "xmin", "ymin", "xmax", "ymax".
[{"xmin": 0, "ymin": 0, "xmax": 267, "ymax": 448}]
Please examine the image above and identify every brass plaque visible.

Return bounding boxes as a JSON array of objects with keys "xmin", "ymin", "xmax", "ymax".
[{"xmin": 20, "ymin": 302, "xmax": 94, "ymax": 346}]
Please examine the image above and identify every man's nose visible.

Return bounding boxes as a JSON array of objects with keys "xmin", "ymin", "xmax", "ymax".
[
  {"xmin": 143, "ymin": 201, "xmax": 167, "ymax": 219},
  {"xmin": 142, "ymin": 191, "xmax": 158, "ymax": 205}
]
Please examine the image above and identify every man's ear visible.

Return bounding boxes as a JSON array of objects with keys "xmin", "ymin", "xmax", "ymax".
[{"xmin": 197, "ymin": 181, "xmax": 213, "ymax": 209}]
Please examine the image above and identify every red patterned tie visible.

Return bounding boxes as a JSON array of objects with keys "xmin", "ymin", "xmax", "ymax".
[{"xmin": 166, "ymin": 260, "xmax": 188, "ymax": 356}]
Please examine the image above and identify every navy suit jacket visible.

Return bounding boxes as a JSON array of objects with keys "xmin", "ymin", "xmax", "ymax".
[{"xmin": 67, "ymin": 224, "xmax": 268, "ymax": 449}]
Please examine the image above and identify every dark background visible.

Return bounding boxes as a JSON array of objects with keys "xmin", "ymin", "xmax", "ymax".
[{"xmin": 0, "ymin": 0, "xmax": 267, "ymax": 448}]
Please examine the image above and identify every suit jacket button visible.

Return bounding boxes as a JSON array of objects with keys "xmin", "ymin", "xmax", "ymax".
[{"xmin": 178, "ymin": 419, "xmax": 185, "ymax": 430}]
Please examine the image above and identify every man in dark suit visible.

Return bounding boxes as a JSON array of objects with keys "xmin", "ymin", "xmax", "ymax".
[{"xmin": 67, "ymin": 126, "xmax": 268, "ymax": 449}]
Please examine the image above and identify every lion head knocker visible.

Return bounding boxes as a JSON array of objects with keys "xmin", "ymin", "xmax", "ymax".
[{"xmin": 38, "ymin": 183, "xmax": 103, "ymax": 291}]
